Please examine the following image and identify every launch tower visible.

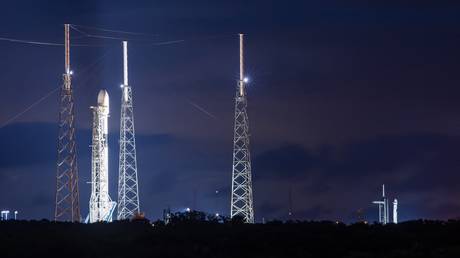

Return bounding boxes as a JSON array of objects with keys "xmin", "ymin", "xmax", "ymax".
[
  {"xmin": 372, "ymin": 184, "xmax": 389, "ymax": 224},
  {"xmin": 55, "ymin": 24, "xmax": 81, "ymax": 222}
]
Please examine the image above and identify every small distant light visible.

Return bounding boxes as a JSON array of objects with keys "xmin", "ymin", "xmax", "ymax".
[
  {"xmin": 215, "ymin": 213, "xmax": 219, "ymax": 217},
  {"xmin": 69, "ymin": 70, "xmax": 74, "ymax": 75},
  {"xmin": 243, "ymin": 77, "xmax": 249, "ymax": 83},
  {"xmin": 215, "ymin": 190, "xmax": 219, "ymax": 194},
  {"xmin": 186, "ymin": 208, "xmax": 191, "ymax": 212},
  {"xmin": 120, "ymin": 84, "xmax": 124, "ymax": 88}
]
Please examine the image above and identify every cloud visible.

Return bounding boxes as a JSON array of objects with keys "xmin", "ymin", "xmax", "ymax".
[
  {"xmin": 0, "ymin": 122, "xmax": 175, "ymax": 167},
  {"xmin": 254, "ymin": 133, "xmax": 460, "ymax": 186},
  {"xmin": 0, "ymin": 122, "xmax": 56, "ymax": 168}
]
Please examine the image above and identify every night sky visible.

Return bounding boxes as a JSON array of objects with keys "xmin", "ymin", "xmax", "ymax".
[{"xmin": 1, "ymin": 0, "xmax": 460, "ymax": 222}]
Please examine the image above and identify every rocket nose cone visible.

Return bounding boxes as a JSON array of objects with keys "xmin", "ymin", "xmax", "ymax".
[{"xmin": 97, "ymin": 89, "xmax": 109, "ymax": 107}]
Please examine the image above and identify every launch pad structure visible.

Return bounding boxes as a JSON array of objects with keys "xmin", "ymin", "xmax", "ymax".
[
  {"xmin": 372, "ymin": 184, "xmax": 389, "ymax": 225},
  {"xmin": 45, "ymin": 24, "xmax": 409, "ymax": 225},
  {"xmin": 117, "ymin": 41, "xmax": 140, "ymax": 220},
  {"xmin": 372, "ymin": 185, "xmax": 398, "ymax": 224},
  {"xmin": 52, "ymin": 26, "xmax": 259, "ymax": 223},
  {"xmin": 54, "ymin": 24, "xmax": 81, "ymax": 222}
]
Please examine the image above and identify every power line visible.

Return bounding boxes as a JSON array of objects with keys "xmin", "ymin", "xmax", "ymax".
[
  {"xmin": 0, "ymin": 87, "xmax": 60, "ymax": 128},
  {"xmin": 151, "ymin": 39, "xmax": 186, "ymax": 46},
  {"xmin": 70, "ymin": 24, "xmax": 158, "ymax": 37},
  {"xmin": 0, "ymin": 36, "xmax": 105, "ymax": 47},
  {"xmin": 187, "ymin": 100, "xmax": 217, "ymax": 120},
  {"xmin": 69, "ymin": 25, "xmax": 158, "ymax": 42},
  {"xmin": 70, "ymin": 24, "xmax": 232, "ymax": 46},
  {"xmin": 0, "ymin": 37, "xmax": 62, "ymax": 46},
  {"xmin": 0, "ymin": 47, "xmax": 114, "ymax": 129}
]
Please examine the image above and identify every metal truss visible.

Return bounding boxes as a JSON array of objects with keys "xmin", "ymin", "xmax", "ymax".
[
  {"xmin": 231, "ymin": 81, "xmax": 254, "ymax": 223},
  {"xmin": 117, "ymin": 85, "xmax": 140, "ymax": 220},
  {"xmin": 230, "ymin": 34, "xmax": 254, "ymax": 223},
  {"xmin": 117, "ymin": 41, "xmax": 140, "ymax": 220},
  {"xmin": 55, "ymin": 24, "xmax": 80, "ymax": 222}
]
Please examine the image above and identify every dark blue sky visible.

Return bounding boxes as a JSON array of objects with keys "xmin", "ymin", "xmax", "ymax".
[{"xmin": 1, "ymin": 0, "xmax": 460, "ymax": 222}]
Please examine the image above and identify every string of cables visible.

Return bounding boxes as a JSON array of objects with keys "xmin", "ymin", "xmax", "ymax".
[{"xmin": 0, "ymin": 24, "xmax": 234, "ymax": 126}]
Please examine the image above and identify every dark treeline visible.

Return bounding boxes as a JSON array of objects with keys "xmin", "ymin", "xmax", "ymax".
[{"xmin": 1, "ymin": 212, "xmax": 460, "ymax": 258}]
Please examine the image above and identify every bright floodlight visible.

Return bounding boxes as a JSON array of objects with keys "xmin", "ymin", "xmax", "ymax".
[
  {"xmin": 69, "ymin": 70, "xmax": 74, "ymax": 75},
  {"xmin": 243, "ymin": 77, "xmax": 249, "ymax": 83},
  {"xmin": 186, "ymin": 208, "xmax": 191, "ymax": 212}
]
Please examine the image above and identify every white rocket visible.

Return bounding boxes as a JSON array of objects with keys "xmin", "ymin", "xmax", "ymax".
[
  {"xmin": 393, "ymin": 199, "xmax": 398, "ymax": 224},
  {"xmin": 89, "ymin": 89, "xmax": 116, "ymax": 223}
]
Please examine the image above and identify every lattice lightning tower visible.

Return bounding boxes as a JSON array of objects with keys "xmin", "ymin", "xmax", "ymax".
[
  {"xmin": 55, "ymin": 24, "xmax": 81, "ymax": 222},
  {"xmin": 117, "ymin": 41, "xmax": 140, "ymax": 220},
  {"xmin": 230, "ymin": 34, "xmax": 254, "ymax": 223}
]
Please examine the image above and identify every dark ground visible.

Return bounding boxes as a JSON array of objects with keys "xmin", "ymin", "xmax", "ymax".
[{"xmin": 2, "ymin": 215, "xmax": 460, "ymax": 258}]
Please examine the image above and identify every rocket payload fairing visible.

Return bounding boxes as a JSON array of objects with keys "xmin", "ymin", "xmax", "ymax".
[{"xmin": 89, "ymin": 89, "xmax": 116, "ymax": 223}]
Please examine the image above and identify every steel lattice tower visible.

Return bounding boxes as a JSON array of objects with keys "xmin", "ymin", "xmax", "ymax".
[
  {"xmin": 231, "ymin": 34, "xmax": 254, "ymax": 223},
  {"xmin": 55, "ymin": 24, "xmax": 81, "ymax": 222},
  {"xmin": 117, "ymin": 41, "xmax": 140, "ymax": 220}
]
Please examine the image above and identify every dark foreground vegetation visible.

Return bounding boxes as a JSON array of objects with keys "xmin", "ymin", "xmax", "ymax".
[{"xmin": 1, "ymin": 213, "xmax": 460, "ymax": 258}]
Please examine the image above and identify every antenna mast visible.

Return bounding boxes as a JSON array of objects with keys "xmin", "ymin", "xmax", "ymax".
[
  {"xmin": 55, "ymin": 24, "xmax": 81, "ymax": 222},
  {"xmin": 230, "ymin": 34, "xmax": 255, "ymax": 223},
  {"xmin": 123, "ymin": 41, "xmax": 128, "ymax": 85}
]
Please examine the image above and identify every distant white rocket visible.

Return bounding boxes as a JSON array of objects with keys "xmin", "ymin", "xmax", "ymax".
[
  {"xmin": 89, "ymin": 89, "xmax": 116, "ymax": 223},
  {"xmin": 393, "ymin": 199, "xmax": 398, "ymax": 224}
]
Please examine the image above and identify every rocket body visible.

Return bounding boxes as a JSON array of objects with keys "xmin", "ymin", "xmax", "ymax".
[
  {"xmin": 89, "ymin": 90, "xmax": 116, "ymax": 223},
  {"xmin": 393, "ymin": 199, "xmax": 398, "ymax": 224},
  {"xmin": 97, "ymin": 90, "xmax": 109, "ymax": 186}
]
